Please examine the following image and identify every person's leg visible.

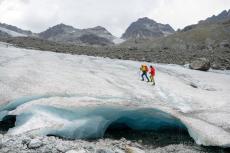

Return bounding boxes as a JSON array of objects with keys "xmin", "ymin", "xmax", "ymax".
[
  {"xmin": 141, "ymin": 72, "xmax": 144, "ymax": 81},
  {"xmin": 144, "ymin": 73, "xmax": 150, "ymax": 82},
  {"xmin": 150, "ymin": 75, "xmax": 153, "ymax": 82},
  {"xmin": 152, "ymin": 76, "xmax": 155, "ymax": 85}
]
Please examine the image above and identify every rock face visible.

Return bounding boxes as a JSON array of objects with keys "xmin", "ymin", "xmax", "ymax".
[
  {"xmin": 121, "ymin": 17, "xmax": 175, "ymax": 40},
  {"xmin": 39, "ymin": 23, "xmax": 115, "ymax": 46},
  {"xmin": 189, "ymin": 58, "xmax": 211, "ymax": 71}
]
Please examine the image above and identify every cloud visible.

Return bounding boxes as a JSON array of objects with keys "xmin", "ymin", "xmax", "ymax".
[{"xmin": 0, "ymin": 0, "xmax": 229, "ymax": 37}]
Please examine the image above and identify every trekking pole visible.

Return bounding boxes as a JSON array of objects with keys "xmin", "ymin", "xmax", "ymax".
[{"xmin": 137, "ymin": 71, "xmax": 141, "ymax": 80}]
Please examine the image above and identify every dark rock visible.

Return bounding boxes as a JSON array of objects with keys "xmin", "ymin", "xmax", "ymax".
[
  {"xmin": 190, "ymin": 83, "xmax": 198, "ymax": 88},
  {"xmin": 22, "ymin": 138, "xmax": 31, "ymax": 145},
  {"xmin": 189, "ymin": 58, "xmax": 211, "ymax": 71}
]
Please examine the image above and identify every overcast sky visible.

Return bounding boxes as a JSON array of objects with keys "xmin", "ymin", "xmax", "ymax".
[{"xmin": 0, "ymin": 0, "xmax": 229, "ymax": 37}]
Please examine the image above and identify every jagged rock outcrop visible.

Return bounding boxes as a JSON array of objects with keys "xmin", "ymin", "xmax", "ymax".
[{"xmin": 121, "ymin": 17, "xmax": 175, "ymax": 40}]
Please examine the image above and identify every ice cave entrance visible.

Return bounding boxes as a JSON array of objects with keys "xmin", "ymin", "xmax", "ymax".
[
  {"xmin": 102, "ymin": 107, "xmax": 193, "ymax": 146},
  {"xmin": 1, "ymin": 102, "xmax": 193, "ymax": 145}
]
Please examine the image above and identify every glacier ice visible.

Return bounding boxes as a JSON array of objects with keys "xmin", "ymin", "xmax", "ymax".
[
  {"xmin": 0, "ymin": 95, "xmax": 50, "ymax": 112},
  {"xmin": 7, "ymin": 104, "xmax": 186, "ymax": 139},
  {"xmin": 0, "ymin": 110, "xmax": 8, "ymax": 121},
  {"xmin": 0, "ymin": 43, "xmax": 230, "ymax": 147}
]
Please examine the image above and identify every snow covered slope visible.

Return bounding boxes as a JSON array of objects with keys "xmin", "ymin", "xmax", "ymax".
[
  {"xmin": 0, "ymin": 27, "xmax": 27, "ymax": 37},
  {"xmin": 0, "ymin": 42, "xmax": 230, "ymax": 147}
]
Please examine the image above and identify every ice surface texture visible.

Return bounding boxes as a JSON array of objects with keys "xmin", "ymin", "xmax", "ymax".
[
  {"xmin": 9, "ymin": 104, "xmax": 186, "ymax": 139},
  {"xmin": 0, "ymin": 42, "xmax": 230, "ymax": 147}
]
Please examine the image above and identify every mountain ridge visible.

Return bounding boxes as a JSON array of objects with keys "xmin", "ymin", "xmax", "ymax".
[
  {"xmin": 199, "ymin": 9, "xmax": 230, "ymax": 24},
  {"xmin": 38, "ymin": 23, "xmax": 116, "ymax": 46}
]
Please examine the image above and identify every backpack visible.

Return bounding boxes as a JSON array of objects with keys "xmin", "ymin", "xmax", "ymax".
[{"xmin": 143, "ymin": 65, "xmax": 148, "ymax": 72}]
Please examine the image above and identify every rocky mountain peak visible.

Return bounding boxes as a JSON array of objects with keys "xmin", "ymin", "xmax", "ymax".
[
  {"xmin": 121, "ymin": 17, "xmax": 175, "ymax": 39},
  {"xmin": 47, "ymin": 23, "xmax": 76, "ymax": 32},
  {"xmin": 39, "ymin": 23, "xmax": 77, "ymax": 39},
  {"xmin": 137, "ymin": 17, "xmax": 157, "ymax": 23},
  {"xmin": 90, "ymin": 26, "xmax": 106, "ymax": 30}
]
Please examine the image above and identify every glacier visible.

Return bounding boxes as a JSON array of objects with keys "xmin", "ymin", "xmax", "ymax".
[{"xmin": 0, "ymin": 42, "xmax": 230, "ymax": 147}]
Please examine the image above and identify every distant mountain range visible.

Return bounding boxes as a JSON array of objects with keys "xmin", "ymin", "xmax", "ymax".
[
  {"xmin": 0, "ymin": 17, "xmax": 175, "ymax": 46},
  {"xmin": 0, "ymin": 23, "xmax": 119, "ymax": 46},
  {"xmin": 0, "ymin": 9, "xmax": 229, "ymax": 47}
]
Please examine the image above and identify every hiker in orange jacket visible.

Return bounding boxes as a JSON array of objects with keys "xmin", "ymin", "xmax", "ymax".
[
  {"xmin": 149, "ymin": 65, "xmax": 156, "ymax": 85},
  {"xmin": 140, "ymin": 64, "xmax": 150, "ymax": 82}
]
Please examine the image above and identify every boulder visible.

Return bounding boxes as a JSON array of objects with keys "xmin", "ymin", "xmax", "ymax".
[
  {"xmin": 189, "ymin": 58, "xmax": 210, "ymax": 71},
  {"xmin": 125, "ymin": 146, "xmax": 145, "ymax": 153},
  {"xmin": 66, "ymin": 150, "xmax": 86, "ymax": 153},
  {"xmin": 219, "ymin": 40, "xmax": 230, "ymax": 48},
  {"xmin": 96, "ymin": 148, "xmax": 114, "ymax": 153},
  {"xmin": 0, "ymin": 136, "xmax": 2, "ymax": 149},
  {"xmin": 27, "ymin": 138, "xmax": 43, "ymax": 149}
]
